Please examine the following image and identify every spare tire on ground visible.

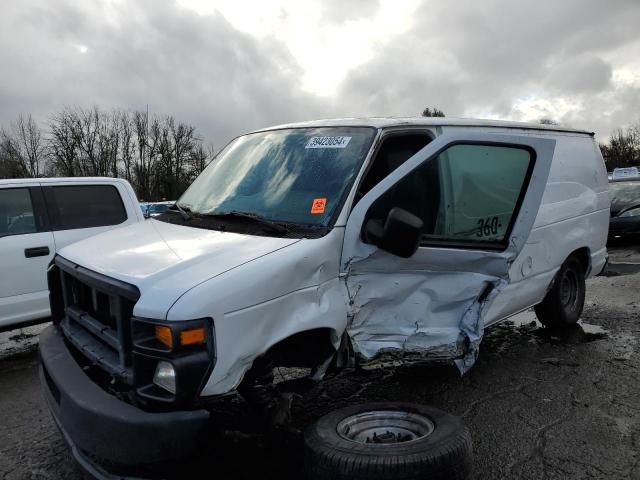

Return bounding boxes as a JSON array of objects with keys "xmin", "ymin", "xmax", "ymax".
[{"xmin": 304, "ymin": 402, "xmax": 473, "ymax": 480}]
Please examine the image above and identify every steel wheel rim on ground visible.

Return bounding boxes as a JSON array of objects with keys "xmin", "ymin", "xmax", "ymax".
[{"xmin": 336, "ymin": 410, "xmax": 435, "ymax": 445}]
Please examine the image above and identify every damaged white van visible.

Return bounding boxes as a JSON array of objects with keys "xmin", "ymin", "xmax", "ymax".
[{"xmin": 40, "ymin": 118, "xmax": 609, "ymax": 479}]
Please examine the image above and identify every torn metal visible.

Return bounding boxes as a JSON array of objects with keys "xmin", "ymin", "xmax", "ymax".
[{"xmin": 343, "ymin": 248, "xmax": 508, "ymax": 373}]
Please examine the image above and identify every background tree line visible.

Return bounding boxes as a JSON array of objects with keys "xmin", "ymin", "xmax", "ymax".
[
  {"xmin": 2, "ymin": 105, "xmax": 639, "ymax": 195},
  {"xmin": 0, "ymin": 107, "xmax": 214, "ymax": 201},
  {"xmin": 599, "ymin": 124, "xmax": 640, "ymax": 170}
]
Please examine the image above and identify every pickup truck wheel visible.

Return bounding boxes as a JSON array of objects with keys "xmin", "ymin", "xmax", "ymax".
[
  {"xmin": 534, "ymin": 256, "xmax": 585, "ymax": 328},
  {"xmin": 304, "ymin": 402, "xmax": 473, "ymax": 480}
]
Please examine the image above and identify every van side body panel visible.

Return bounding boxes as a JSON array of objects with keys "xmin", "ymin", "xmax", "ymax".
[{"xmin": 484, "ymin": 134, "xmax": 609, "ymax": 325}]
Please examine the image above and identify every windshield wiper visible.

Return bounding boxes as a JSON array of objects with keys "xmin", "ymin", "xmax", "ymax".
[
  {"xmin": 169, "ymin": 203, "xmax": 192, "ymax": 221},
  {"xmin": 201, "ymin": 211, "xmax": 290, "ymax": 234}
]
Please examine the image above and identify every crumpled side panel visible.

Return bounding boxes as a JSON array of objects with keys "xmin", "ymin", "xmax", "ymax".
[
  {"xmin": 454, "ymin": 278, "xmax": 506, "ymax": 373},
  {"xmin": 344, "ymin": 252, "xmax": 506, "ymax": 373}
]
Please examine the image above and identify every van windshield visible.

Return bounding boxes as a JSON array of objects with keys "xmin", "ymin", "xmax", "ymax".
[{"xmin": 177, "ymin": 127, "xmax": 375, "ymax": 227}]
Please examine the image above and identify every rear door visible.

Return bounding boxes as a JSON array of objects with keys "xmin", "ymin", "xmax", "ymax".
[
  {"xmin": 42, "ymin": 182, "xmax": 130, "ymax": 250},
  {"xmin": 341, "ymin": 132, "xmax": 556, "ymax": 371},
  {"xmin": 0, "ymin": 184, "xmax": 55, "ymax": 327}
]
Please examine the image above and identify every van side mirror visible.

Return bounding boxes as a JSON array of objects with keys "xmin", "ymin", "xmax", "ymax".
[{"xmin": 363, "ymin": 207, "xmax": 424, "ymax": 258}]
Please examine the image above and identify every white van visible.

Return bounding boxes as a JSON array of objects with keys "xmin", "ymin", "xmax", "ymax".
[
  {"xmin": 40, "ymin": 118, "xmax": 609, "ymax": 479},
  {"xmin": 0, "ymin": 177, "xmax": 143, "ymax": 330}
]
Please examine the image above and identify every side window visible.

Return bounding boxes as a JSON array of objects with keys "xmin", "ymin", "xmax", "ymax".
[
  {"xmin": 367, "ymin": 143, "xmax": 533, "ymax": 248},
  {"xmin": 0, "ymin": 188, "xmax": 37, "ymax": 237},
  {"xmin": 356, "ymin": 133, "xmax": 432, "ymax": 201},
  {"xmin": 45, "ymin": 185, "xmax": 127, "ymax": 230}
]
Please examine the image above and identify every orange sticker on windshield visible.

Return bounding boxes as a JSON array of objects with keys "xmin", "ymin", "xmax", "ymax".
[{"xmin": 311, "ymin": 197, "xmax": 327, "ymax": 214}]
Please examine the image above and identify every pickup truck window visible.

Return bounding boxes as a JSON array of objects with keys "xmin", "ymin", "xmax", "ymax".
[
  {"xmin": 0, "ymin": 188, "xmax": 37, "ymax": 237},
  {"xmin": 368, "ymin": 143, "xmax": 533, "ymax": 248},
  {"xmin": 44, "ymin": 185, "xmax": 127, "ymax": 230},
  {"xmin": 177, "ymin": 127, "xmax": 376, "ymax": 227}
]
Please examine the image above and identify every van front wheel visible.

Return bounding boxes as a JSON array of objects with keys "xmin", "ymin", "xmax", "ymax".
[{"xmin": 535, "ymin": 256, "xmax": 586, "ymax": 328}]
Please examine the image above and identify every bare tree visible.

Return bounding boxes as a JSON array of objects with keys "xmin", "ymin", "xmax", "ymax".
[
  {"xmin": 190, "ymin": 143, "xmax": 213, "ymax": 180},
  {"xmin": 48, "ymin": 109, "xmax": 80, "ymax": 176},
  {"xmin": 0, "ymin": 114, "xmax": 45, "ymax": 177},
  {"xmin": 120, "ymin": 111, "xmax": 135, "ymax": 183},
  {"xmin": 3, "ymin": 107, "xmax": 213, "ymax": 198},
  {"xmin": 600, "ymin": 127, "xmax": 640, "ymax": 169},
  {"xmin": 0, "ymin": 135, "xmax": 25, "ymax": 178}
]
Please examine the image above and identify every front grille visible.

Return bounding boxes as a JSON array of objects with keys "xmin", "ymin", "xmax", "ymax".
[{"xmin": 52, "ymin": 256, "xmax": 140, "ymax": 384}]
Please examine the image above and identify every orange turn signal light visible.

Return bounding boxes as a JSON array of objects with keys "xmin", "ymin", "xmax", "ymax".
[
  {"xmin": 154, "ymin": 325, "xmax": 173, "ymax": 349},
  {"xmin": 180, "ymin": 328, "xmax": 206, "ymax": 346}
]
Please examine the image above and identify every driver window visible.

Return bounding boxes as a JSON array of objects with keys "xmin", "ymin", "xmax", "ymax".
[
  {"xmin": 367, "ymin": 143, "xmax": 533, "ymax": 247},
  {"xmin": 356, "ymin": 133, "xmax": 432, "ymax": 201}
]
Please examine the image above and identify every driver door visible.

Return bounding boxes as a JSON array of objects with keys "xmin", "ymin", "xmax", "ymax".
[{"xmin": 341, "ymin": 132, "xmax": 556, "ymax": 371}]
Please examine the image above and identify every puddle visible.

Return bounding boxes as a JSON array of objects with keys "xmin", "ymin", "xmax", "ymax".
[
  {"xmin": 544, "ymin": 323, "xmax": 608, "ymax": 344},
  {"xmin": 501, "ymin": 310, "xmax": 608, "ymax": 344},
  {"xmin": 580, "ymin": 322, "xmax": 608, "ymax": 336},
  {"xmin": 601, "ymin": 262, "xmax": 640, "ymax": 277}
]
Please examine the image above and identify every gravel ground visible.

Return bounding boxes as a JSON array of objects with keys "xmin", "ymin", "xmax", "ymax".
[{"xmin": 1, "ymin": 254, "xmax": 639, "ymax": 479}]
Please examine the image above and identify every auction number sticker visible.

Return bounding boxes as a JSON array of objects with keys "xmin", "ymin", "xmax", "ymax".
[{"xmin": 305, "ymin": 136, "xmax": 351, "ymax": 149}]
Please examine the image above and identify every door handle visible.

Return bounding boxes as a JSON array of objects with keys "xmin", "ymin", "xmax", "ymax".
[{"xmin": 24, "ymin": 246, "xmax": 50, "ymax": 258}]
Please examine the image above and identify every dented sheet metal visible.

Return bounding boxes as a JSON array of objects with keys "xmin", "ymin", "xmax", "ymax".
[
  {"xmin": 344, "ymin": 249, "xmax": 507, "ymax": 373},
  {"xmin": 340, "ymin": 133, "xmax": 556, "ymax": 373}
]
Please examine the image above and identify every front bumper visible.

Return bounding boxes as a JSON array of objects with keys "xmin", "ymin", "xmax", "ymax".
[{"xmin": 39, "ymin": 325, "xmax": 210, "ymax": 479}]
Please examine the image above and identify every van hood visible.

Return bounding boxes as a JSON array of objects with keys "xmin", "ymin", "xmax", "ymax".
[{"xmin": 58, "ymin": 219, "xmax": 300, "ymax": 318}]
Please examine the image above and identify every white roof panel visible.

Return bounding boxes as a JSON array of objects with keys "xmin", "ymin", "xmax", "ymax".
[{"xmin": 252, "ymin": 117, "xmax": 593, "ymax": 136}]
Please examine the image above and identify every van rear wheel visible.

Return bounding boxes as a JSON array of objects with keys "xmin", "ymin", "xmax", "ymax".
[{"xmin": 534, "ymin": 256, "xmax": 585, "ymax": 328}]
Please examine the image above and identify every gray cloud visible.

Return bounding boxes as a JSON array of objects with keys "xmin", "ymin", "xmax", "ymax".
[
  {"xmin": 544, "ymin": 55, "xmax": 612, "ymax": 95},
  {"xmin": 319, "ymin": 0, "xmax": 380, "ymax": 24},
  {"xmin": 0, "ymin": 0, "xmax": 325, "ymax": 147},
  {"xmin": 1, "ymin": 0, "xmax": 639, "ymax": 147},
  {"xmin": 336, "ymin": 0, "xmax": 640, "ymax": 138}
]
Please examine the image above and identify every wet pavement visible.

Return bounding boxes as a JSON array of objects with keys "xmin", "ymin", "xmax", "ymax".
[{"xmin": 1, "ymin": 252, "xmax": 639, "ymax": 479}]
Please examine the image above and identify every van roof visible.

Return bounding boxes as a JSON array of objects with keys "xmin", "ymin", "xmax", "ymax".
[
  {"xmin": 0, "ymin": 177, "xmax": 130, "ymax": 185},
  {"xmin": 255, "ymin": 117, "xmax": 594, "ymax": 136}
]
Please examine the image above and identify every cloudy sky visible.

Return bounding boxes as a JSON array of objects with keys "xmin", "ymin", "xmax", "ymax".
[{"xmin": 1, "ymin": 0, "xmax": 639, "ymax": 146}]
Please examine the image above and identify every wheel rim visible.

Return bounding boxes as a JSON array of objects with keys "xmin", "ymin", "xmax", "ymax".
[
  {"xmin": 559, "ymin": 269, "xmax": 579, "ymax": 311},
  {"xmin": 336, "ymin": 410, "xmax": 435, "ymax": 444}
]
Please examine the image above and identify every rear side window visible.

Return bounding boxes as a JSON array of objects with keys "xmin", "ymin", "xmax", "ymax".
[
  {"xmin": 45, "ymin": 185, "xmax": 127, "ymax": 230},
  {"xmin": 0, "ymin": 188, "xmax": 37, "ymax": 237},
  {"xmin": 427, "ymin": 144, "xmax": 532, "ymax": 245}
]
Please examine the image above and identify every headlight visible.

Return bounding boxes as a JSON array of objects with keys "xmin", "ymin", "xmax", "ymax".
[
  {"xmin": 153, "ymin": 361, "xmax": 176, "ymax": 394},
  {"xmin": 619, "ymin": 207, "xmax": 640, "ymax": 217},
  {"xmin": 132, "ymin": 317, "xmax": 215, "ymax": 405}
]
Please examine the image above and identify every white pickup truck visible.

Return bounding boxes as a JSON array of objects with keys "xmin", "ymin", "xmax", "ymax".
[{"xmin": 0, "ymin": 177, "xmax": 143, "ymax": 330}]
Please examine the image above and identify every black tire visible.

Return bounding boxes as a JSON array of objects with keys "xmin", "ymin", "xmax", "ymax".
[
  {"xmin": 304, "ymin": 403, "xmax": 473, "ymax": 480},
  {"xmin": 534, "ymin": 256, "xmax": 586, "ymax": 328}
]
